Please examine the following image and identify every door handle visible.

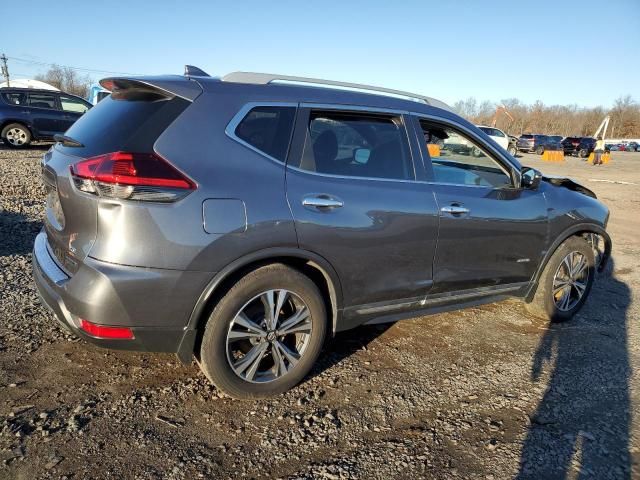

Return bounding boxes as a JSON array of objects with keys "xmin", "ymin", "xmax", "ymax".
[
  {"xmin": 440, "ymin": 204, "xmax": 469, "ymax": 215},
  {"xmin": 302, "ymin": 195, "xmax": 344, "ymax": 209}
]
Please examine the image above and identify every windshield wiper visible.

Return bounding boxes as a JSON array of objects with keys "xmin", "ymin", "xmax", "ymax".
[{"xmin": 53, "ymin": 134, "xmax": 84, "ymax": 147}]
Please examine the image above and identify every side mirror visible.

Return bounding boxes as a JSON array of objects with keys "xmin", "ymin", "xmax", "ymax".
[
  {"xmin": 354, "ymin": 148, "xmax": 371, "ymax": 164},
  {"xmin": 521, "ymin": 167, "xmax": 542, "ymax": 189}
]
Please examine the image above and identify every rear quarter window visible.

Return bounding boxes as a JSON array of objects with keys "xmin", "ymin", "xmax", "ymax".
[
  {"xmin": 234, "ymin": 106, "xmax": 296, "ymax": 162},
  {"xmin": 1, "ymin": 92, "xmax": 27, "ymax": 105}
]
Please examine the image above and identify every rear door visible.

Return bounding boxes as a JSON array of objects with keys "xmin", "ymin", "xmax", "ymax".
[
  {"xmin": 286, "ymin": 105, "xmax": 439, "ymax": 315},
  {"xmin": 415, "ymin": 118, "xmax": 548, "ymax": 294},
  {"xmin": 26, "ymin": 92, "xmax": 61, "ymax": 136}
]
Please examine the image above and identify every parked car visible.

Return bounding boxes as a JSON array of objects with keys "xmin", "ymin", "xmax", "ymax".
[
  {"xmin": 0, "ymin": 88, "xmax": 92, "ymax": 147},
  {"xmin": 627, "ymin": 142, "xmax": 639, "ymax": 152},
  {"xmin": 33, "ymin": 69, "xmax": 611, "ymax": 398},
  {"xmin": 87, "ymin": 84, "xmax": 111, "ymax": 105},
  {"xmin": 517, "ymin": 134, "xmax": 561, "ymax": 154},
  {"xmin": 562, "ymin": 136, "xmax": 596, "ymax": 158},
  {"xmin": 477, "ymin": 126, "xmax": 510, "ymax": 152}
]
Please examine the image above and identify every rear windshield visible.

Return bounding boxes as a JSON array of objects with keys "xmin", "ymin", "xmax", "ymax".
[
  {"xmin": 520, "ymin": 134, "xmax": 533, "ymax": 139},
  {"xmin": 58, "ymin": 94, "xmax": 188, "ymax": 157}
]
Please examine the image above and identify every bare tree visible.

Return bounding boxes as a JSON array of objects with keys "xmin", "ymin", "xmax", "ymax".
[
  {"xmin": 455, "ymin": 96, "xmax": 640, "ymax": 138},
  {"xmin": 34, "ymin": 65, "xmax": 93, "ymax": 98}
]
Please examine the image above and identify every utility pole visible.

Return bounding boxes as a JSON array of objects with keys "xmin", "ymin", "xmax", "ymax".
[{"xmin": 0, "ymin": 54, "xmax": 9, "ymax": 87}]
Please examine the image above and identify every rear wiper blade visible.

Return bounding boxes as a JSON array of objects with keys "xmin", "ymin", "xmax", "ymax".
[{"xmin": 53, "ymin": 134, "xmax": 84, "ymax": 147}]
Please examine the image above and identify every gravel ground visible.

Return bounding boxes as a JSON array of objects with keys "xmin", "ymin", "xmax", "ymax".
[{"xmin": 0, "ymin": 144, "xmax": 638, "ymax": 479}]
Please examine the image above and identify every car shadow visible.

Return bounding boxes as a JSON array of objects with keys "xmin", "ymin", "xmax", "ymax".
[
  {"xmin": 309, "ymin": 323, "xmax": 392, "ymax": 379},
  {"xmin": 0, "ymin": 210, "xmax": 42, "ymax": 257},
  {"xmin": 0, "ymin": 142, "xmax": 52, "ymax": 151},
  {"xmin": 517, "ymin": 258, "xmax": 632, "ymax": 479}
]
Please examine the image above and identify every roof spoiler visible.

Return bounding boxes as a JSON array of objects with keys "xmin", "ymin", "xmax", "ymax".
[{"xmin": 99, "ymin": 76, "xmax": 202, "ymax": 101}]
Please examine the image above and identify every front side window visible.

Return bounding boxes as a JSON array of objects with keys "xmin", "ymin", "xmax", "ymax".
[
  {"xmin": 420, "ymin": 120, "xmax": 512, "ymax": 188},
  {"xmin": 27, "ymin": 93, "xmax": 58, "ymax": 109},
  {"xmin": 235, "ymin": 106, "xmax": 296, "ymax": 162},
  {"xmin": 60, "ymin": 95, "xmax": 90, "ymax": 114},
  {"xmin": 296, "ymin": 111, "xmax": 413, "ymax": 180}
]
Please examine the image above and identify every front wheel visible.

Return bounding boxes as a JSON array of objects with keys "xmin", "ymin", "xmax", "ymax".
[
  {"xmin": 1, "ymin": 123, "xmax": 31, "ymax": 148},
  {"xmin": 525, "ymin": 236, "xmax": 595, "ymax": 322},
  {"xmin": 508, "ymin": 145, "xmax": 517, "ymax": 156},
  {"xmin": 199, "ymin": 264, "xmax": 327, "ymax": 399},
  {"xmin": 535, "ymin": 145, "xmax": 544, "ymax": 155}
]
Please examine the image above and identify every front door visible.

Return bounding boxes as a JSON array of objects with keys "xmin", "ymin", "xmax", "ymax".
[
  {"xmin": 286, "ymin": 107, "xmax": 439, "ymax": 316},
  {"xmin": 58, "ymin": 95, "xmax": 90, "ymax": 132},
  {"xmin": 417, "ymin": 118, "xmax": 548, "ymax": 293}
]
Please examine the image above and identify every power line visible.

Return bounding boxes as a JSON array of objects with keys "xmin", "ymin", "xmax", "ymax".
[{"xmin": 7, "ymin": 56, "xmax": 142, "ymax": 76}]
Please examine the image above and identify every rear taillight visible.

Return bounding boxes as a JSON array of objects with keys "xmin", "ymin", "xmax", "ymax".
[
  {"xmin": 70, "ymin": 152, "xmax": 196, "ymax": 202},
  {"xmin": 80, "ymin": 319, "xmax": 134, "ymax": 339}
]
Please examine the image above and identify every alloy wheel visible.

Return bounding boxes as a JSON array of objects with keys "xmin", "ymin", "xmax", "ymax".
[
  {"xmin": 225, "ymin": 289, "xmax": 313, "ymax": 383},
  {"xmin": 552, "ymin": 251, "xmax": 589, "ymax": 312},
  {"xmin": 6, "ymin": 127, "xmax": 28, "ymax": 146}
]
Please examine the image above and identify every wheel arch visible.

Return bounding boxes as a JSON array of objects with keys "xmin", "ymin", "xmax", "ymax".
[
  {"xmin": 176, "ymin": 248, "xmax": 343, "ymax": 363},
  {"xmin": 1, "ymin": 119, "xmax": 35, "ymax": 136},
  {"xmin": 526, "ymin": 222, "xmax": 611, "ymax": 301}
]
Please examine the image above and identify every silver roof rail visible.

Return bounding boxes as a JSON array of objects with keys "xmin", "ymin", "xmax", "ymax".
[{"xmin": 221, "ymin": 71, "xmax": 451, "ymax": 111}]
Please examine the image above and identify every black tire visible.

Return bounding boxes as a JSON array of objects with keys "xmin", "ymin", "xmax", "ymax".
[
  {"xmin": 508, "ymin": 145, "xmax": 517, "ymax": 156},
  {"xmin": 199, "ymin": 264, "xmax": 327, "ymax": 399},
  {"xmin": 1, "ymin": 123, "xmax": 31, "ymax": 148},
  {"xmin": 535, "ymin": 145, "xmax": 544, "ymax": 155},
  {"xmin": 525, "ymin": 236, "xmax": 595, "ymax": 322},
  {"xmin": 578, "ymin": 148, "xmax": 588, "ymax": 158}
]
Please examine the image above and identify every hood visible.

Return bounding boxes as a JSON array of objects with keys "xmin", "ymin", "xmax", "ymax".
[{"xmin": 542, "ymin": 175, "xmax": 597, "ymax": 199}]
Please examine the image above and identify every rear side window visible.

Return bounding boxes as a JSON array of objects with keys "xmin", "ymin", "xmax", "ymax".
[
  {"xmin": 235, "ymin": 106, "xmax": 296, "ymax": 162},
  {"xmin": 28, "ymin": 93, "xmax": 57, "ymax": 109},
  {"xmin": 2, "ymin": 92, "xmax": 26, "ymax": 105},
  {"xmin": 59, "ymin": 94, "xmax": 189, "ymax": 157},
  {"xmin": 294, "ymin": 111, "xmax": 413, "ymax": 180}
]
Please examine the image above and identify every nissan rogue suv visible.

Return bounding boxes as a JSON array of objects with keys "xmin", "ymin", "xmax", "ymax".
[{"xmin": 33, "ymin": 68, "xmax": 611, "ymax": 398}]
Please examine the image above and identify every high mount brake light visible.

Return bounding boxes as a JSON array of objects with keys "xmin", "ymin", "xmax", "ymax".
[{"xmin": 70, "ymin": 152, "xmax": 195, "ymax": 202}]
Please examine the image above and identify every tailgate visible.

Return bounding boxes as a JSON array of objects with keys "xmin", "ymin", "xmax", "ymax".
[{"xmin": 41, "ymin": 147, "xmax": 98, "ymax": 274}]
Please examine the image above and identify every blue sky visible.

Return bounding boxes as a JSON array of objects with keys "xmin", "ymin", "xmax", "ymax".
[{"xmin": 2, "ymin": 0, "xmax": 638, "ymax": 107}]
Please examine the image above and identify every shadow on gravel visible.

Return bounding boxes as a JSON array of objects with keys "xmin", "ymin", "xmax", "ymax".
[
  {"xmin": 311, "ymin": 323, "xmax": 391, "ymax": 378},
  {"xmin": 518, "ymin": 259, "xmax": 632, "ymax": 479},
  {"xmin": 0, "ymin": 143, "xmax": 52, "ymax": 152},
  {"xmin": 0, "ymin": 210, "xmax": 42, "ymax": 256}
]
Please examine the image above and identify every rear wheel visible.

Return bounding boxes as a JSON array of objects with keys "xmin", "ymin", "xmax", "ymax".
[
  {"xmin": 578, "ymin": 148, "xmax": 589, "ymax": 158},
  {"xmin": 525, "ymin": 236, "xmax": 595, "ymax": 322},
  {"xmin": 1, "ymin": 123, "xmax": 31, "ymax": 148},
  {"xmin": 199, "ymin": 264, "xmax": 327, "ymax": 399},
  {"xmin": 507, "ymin": 144, "xmax": 517, "ymax": 156},
  {"xmin": 535, "ymin": 145, "xmax": 544, "ymax": 155}
]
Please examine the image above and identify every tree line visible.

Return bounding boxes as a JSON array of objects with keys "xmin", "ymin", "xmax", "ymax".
[{"xmin": 453, "ymin": 96, "xmax": 640, "ymax": 139}]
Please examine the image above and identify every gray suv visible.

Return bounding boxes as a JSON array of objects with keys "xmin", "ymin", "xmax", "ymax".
[{"xmin": 33, "ymin": 68, "xmax": 611, "ymax": 398}]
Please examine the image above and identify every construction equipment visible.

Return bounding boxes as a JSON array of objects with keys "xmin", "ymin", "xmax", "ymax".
[
  {"xmin": 593, "ymin": 115, "xmax": 611, "ymax": 139},
  {"xmin": 491, "ymin": 104, "xmax": 514, "ymax": 128}
]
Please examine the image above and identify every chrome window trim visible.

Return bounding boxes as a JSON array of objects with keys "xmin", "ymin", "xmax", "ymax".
[
  {"xmin": 225, "ymin": 102, "xmax": 299, "ymax": 166},
  {"xmin": 411, "ymin": 112, "xmax": 521, "ymax": 187}
]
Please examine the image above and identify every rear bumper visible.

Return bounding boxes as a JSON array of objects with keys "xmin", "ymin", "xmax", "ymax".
[{"xmin": 32, "ymin": 230, "xmax": 211, "ymax": 356}]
